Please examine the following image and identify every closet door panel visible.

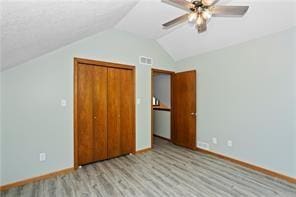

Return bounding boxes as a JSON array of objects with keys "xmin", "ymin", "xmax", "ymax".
[
  {"xmin": 120, "ymin": 69, "xmax": 134, "ymax": 154},
  {"xmin": 77, "ymin": 64, "xmax": 94, "ymax": 165},
  {"xmin": 93, "ymin": 66, "xmax": 108, "ymax": 161},
  {"xmin": 107, "ymin": 68, "xmax": 121, "ymax": 158}
]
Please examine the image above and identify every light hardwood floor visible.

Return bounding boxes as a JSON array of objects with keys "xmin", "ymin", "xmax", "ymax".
[{"xmin": 2, "ymin": 137, "xmax": 296, "ymax": 197}]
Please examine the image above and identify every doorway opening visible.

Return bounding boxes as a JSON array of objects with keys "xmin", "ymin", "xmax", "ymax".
[
  {"xmin": 151, "ymin": 68, "xmax": 174, "ymax": 147},
  {"xmin": 151, "ymin": 68, "xmax": 197, "ymax": 150}
]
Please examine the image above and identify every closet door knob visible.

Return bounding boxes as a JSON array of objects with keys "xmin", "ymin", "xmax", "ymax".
[{"xmin": 94, "ymin": 116, "xmax": 97, "ymax": 119}]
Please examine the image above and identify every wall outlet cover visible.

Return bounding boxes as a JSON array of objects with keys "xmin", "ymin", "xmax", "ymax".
[
  {"xmin": 197, "ymin": 141, "xmax": 210, "ymax": 150},
  {"xmin": 212, "ymin": 137, "xmax": 217, "ymax": 144},
  {"xmin": 39, "ymin": 153, "xmax": 46, "ymax": 162},
  {"xmin": 227, "ymin": 140, "xmax": 233, "ymax": 147}
]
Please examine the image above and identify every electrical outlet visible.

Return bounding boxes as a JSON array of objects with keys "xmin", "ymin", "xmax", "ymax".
[
  {"xmin": 227, "ymin": 140, "xmax": 233, "ymax": 147},
  {"xmin": 39, "ymin": 153, "xmax": 46, "ymax": 162},
  {"xmin": 212, "ymin": 137, "xmax": 217, "ymax": 144}
]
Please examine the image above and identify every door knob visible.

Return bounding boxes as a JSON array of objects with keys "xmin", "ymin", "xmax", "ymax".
[
  {"xmin": 94, "ymin": 116, "xmax": 97, "ymax": 119},
  {"xmin": 191, "ymin": 113, "xmax": 196, "ymax": 116}
]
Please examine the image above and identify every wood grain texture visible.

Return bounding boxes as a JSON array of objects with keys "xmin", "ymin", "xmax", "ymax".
[
  {"xmin": 153, "ymin": 101, "xmax": 170, "ymax": 111},
  {"xmin": 74, "ymin": 57, "xmax": 135, "ymax": 70},
  {"xmin": 92, "ymin": 66, "xmax": 108, "ymax": 161},
  {"xmin": 0, "ymin": 168, "xmax": 74, "ymax": 191},
  {"xmin": 152, "ymin": 68, "xmax": 175, "ymax": 75},
  {"xmin": 74, "ymin": 58, "xmax": 136, "ymax": 168},
  {"xmin": 74, "ymin": 61, "xmax": 79, "ymax": 169},
  {"xmin": 197, "ymin": 148, "xmax": 296, "ymax": 184},
  {"xmin": 120, "ymin": 69, "xmax": 134, "ymax": 155},
  {"xmin": 77, "ymin": 63, "xmax": 94, "ymax": 165},
  {"xmin": 2, "ymin": 138, "xmax": 295, "ymax": 196},
  {"xmin": 172, "ymin": 70, "xmax": 196, "ymax": 149},
  {"xmin": 107, "ymin": 68, "xmax": 122, "ymax": 158}
]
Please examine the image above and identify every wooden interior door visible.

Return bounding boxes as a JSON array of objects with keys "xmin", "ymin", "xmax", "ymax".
[
  {"xmin": 77, "ymin": 63, "xmax": 94, "ymax": 165},
  {"xmin": 172, "ymin": 70, "xmax": 196, "ymax": 149},
  {"xmin": 92, "ymin": 66, "xmax": 108, "ymax": 161},
  {"xmin": 77, "ymin": 64, "xmax": 108, "ymax": 165},
  {"xmin": 107, "ymin": 68, "xmax": 122, "ymax": 158},
  {"xmin": 120, "ymin": 69, "xmax": 135, "ymax": 155}
]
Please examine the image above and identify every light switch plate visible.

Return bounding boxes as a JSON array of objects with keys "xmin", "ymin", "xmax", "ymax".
[
  {"xmin": 136, "ymin": 98, "xmax": 141, "ymax": 105},
  {"xmin": 39, "ymin": 153, "xmax": 46, "ymax": 162},
  {"xmin": 212, "ymin": 137, "xmax": 217, "ymax": 144}
]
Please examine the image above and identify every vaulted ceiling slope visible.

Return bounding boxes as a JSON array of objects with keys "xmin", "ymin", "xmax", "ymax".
[
  {"xmin": 1, "ymin": 0, "xmax": 296, "ymax": 70},
  {"xmin": 117, "ymin": 0, "xmax": 296, "ymax": 61},
  {"xmin": 0, "ymin": 0, "xmax": 139, "ymax": 70}
]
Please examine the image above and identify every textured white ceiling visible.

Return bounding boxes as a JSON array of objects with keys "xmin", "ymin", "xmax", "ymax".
[
  {"xmin": 1, "ymin": 0, "xmax": 295, "ymax": 70},
  {"xmin": 115, "ymin": 0, "xmax": 187, "ymax": 39},
  {"xmin": 0, "ymin": 0, "xmax": 138, "ymax": 70}
]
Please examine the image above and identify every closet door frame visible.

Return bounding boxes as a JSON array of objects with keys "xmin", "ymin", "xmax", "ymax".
[{"xmin": 74, "ymin": 57, "xmax": 136, "ymax": 169}]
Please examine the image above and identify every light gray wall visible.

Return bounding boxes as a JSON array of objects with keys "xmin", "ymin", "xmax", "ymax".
[
  {"xmin": 175, "ymin": 27, "xmax": 296, "ymax": 177},
  {"xmin": 293, "ymin": 28, "xmax": 296, "ymax": 178},
  {"xmin": 1, "ymin": 29, "xmax": 174, "ymax": 185},
  {"xmin": 153, "ymin": 74, "xmax": 171, "ymax": 107},
  {"xmin": 153, "ymin": 111, "xmax": 171, "ymax": 139},
  {"xmin": 153, "ymin": 74, "xmax": 171, "ymax": 139},
  {"xmin": 0, "ymin": 72, "xmax": 3, "ymax": 185},
  {"xmin": 1, "ymin": 26, "xmax": 295, "ymax": 186}
]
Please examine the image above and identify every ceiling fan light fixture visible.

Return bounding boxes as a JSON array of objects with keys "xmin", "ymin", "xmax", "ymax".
[
  {"xmin": 188, "ymin": 12, "xmax": 197, "ymax": 23},
  {"xmin": 162, "ymin": 0, "xmax": 249, "ymax": 33},
  {"xmin": 202, "ymin": 9, "xmax": 212, "ymax": 20},
  {"xmin": 196, "ymin": 14, "xmax": 204, "ymax": 26}
]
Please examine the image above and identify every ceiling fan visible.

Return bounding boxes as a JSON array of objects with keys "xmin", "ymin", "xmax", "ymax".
[{"xmin": 162, "ymin": 0, "xmax": 249, "ymax": 33}]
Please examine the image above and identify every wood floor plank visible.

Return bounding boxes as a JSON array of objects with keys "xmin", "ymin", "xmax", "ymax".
[{"xmin": 2, "ymin": 137, "xmax": 296, "ymax": 197}]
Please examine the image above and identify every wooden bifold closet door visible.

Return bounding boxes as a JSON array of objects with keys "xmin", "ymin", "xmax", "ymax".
[
  {"xmin": 107, "ymin": 68, "xmax": 134, "ymax": 158},
  {"xmin": 75, "ymin": 59, "xmax": 135, "ymax": 167},
  {"xmin": 77, "ymin": 64, "xmax": 108, "ymax": 165}
]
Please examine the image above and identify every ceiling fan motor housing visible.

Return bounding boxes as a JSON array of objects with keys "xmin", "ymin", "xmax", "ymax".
[{"xmin": 190, "ymin": 0, "xmax": 207, "ymax": 12}]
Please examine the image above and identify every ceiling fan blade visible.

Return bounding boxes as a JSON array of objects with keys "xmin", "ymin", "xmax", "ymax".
[
  {"xmin": 162, "ymin": 0, "xmax": 194, "ymax": 11},
  {"xmin": 211, "ymin": 6, "xmax": 249, "ymax": 17},
  {"xmin": 163, "ymin": 14, "xmax": 189, "ymax": 28},
  {"xmin": 202, "ymin": 0, "xmax": 220, "ymax": 6}
]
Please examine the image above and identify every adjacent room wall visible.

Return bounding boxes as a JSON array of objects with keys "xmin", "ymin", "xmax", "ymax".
[
  {"xmin": 0, "ymin": 72, "xmax": 3, "ymax": 185},
  {"xmin": 153, "ymin": 74, "xmax": 171, "ymax": 139},
  {"xmin": 153, "ymin": 74, "xmax": 171, "ymax": 107},
  {"xmin": 293, "ymin": 28, "xmax": 296, "ymax": 178},
  {"xmin": 1, "ymin": 29, "xmax": 174, "ymax": 185},
  {"xmin": 175, "ymin": 27, "xmax": 296, "ymax": 177}
]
